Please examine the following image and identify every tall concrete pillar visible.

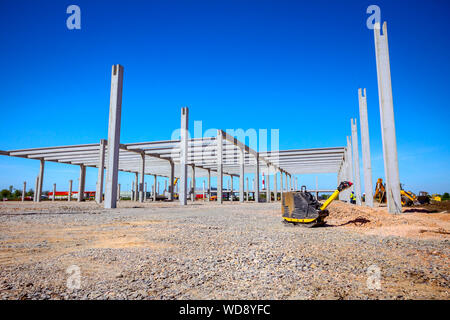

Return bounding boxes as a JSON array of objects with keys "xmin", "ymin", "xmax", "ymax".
[
  {"xmin": 37, "ymin": 159, "xmax": 45, "ymax": 202},
  {"xmin": 52, "ymin": 183, "xmax": 56, "ymax": 201},
  {"xmin": 230, "ymin": 175, "xmax": 233, "ymax": 202},
  {"xmin": 179, "ymin": 107, "xmax": 189, "ymax": 205},
  {"xmin": 134, "ymin": 173, "xmax": 139, "ymax": 201},
  {"xmin": 144, "ymin": 182, "xmax": 147, "ymax": 201},
  {"xmin": 131, "ymin": 182, "xmax": 135, "ymax": 200},
  {"xmin": 217, "ymin": 130, "xmax": 223, "ymax": 204},
  {"xmin": 153, "ymin": 175, "xmax": 157, "ymax": 201},
  {"xmin": 346, "ymin": 136, "xmax": 354, "ymax": 202},
  {"xmin": 78, "ymin": 164, "xmax": 86, "ymax": 202},
  {"xmin": 22, "ymin": 181, "xmax": 26, "ymax": 202},
  {"xmin": 266, "ymin": 166, "xmax": 271, "ymax": 203},
  {"xmin": 207, "ymin": 169, "xmax": 211, "ymax": 200},
  {"xmin": 169, "ymin": 161, "xmax": 175, "ymax": 201},
  {"xmin": 351, "ymin": 119, "xmax": 362, "ymax": 205},
  {"xmin": 374, "ymin": 22, "xmax": 401, "ymax": 214},
  {"xmin": 358, "ymin": 88, "xmax": 374, "ymax": 207},
  {"xmin": 104, "ymin": 64, "xmax": 123, "ymax": 209},
  {"xmin": 254, "ymin": 154, "xmax": 260, "ymax": 203},
  {"xmin": 117, "ymin": 183, "xmax": 121, "ymax": 201},
  {"xmin": 33, "ymin": 176, "xmax": 39, "ymax": 202},
  {"xmin": 164, "ymin": 180, "xmax": 167, "ymax": 193},
  {"xmin": 239, "ymin": 147, "xmax": 245, "ymax": 202},
  {"xmin": 280, "ymin": 170, "xmax": 284, "ymax": 201},
  {"xmin": 139, "ymin": 154, "xmax": 145, "ymax": 202},
  {"xmin": 96, "ymin": 139, "xmax": 106, "ymax": 204},
  {"xmin": 68, "ymin": 180, "xmax": 72, "ymax": 202},
  {"xmin": 245, "ymin": 177, "xmax": 249, "ymax": 201},
  {"xmin": 273, "ymin": 168, "xmax": 277, "ymax": 202},
  {"xmin": 191, "ymin": 166, "xmax": 196, "ymax": 202},
  {"xmin": 202, "ymin": 181, "xmax": 206, "ymax": 201}
]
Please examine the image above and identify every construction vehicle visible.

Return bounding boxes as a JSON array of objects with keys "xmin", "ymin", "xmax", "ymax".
[
  {"xmin": 431, "ymin": 194, "xmax": 442, "ymax": 202},
  {"xmin": 374, "ymin": 178, "xmax": 386, "ymax": 203},
  {"xmin": 282, "ymin": 181, "xmax": 352, "ymax": 227}
]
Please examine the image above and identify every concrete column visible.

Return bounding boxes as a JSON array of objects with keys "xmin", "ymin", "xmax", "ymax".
[
  {"xmin": 169, "ymin": 161, "xmax": 175, "ymax": 201},
  {"xmin": 245, "ymin": 177, "xmax": 249, "ymax": 201},
  {"xmin": 359, "ymin": 88, "xmax": 374, "ymax": 207},
  {"xmin": 68, "ymin": 180, "xmax": 72, "ymax": 202},
  {"xmin": 266, "ymin": 166, "xmax": 271, "ymax": 203},
  {"xmin": 37, "ymin": 159, "xmax": 45, "ymax": 202},
  {"xmin": 191, "ymin": 166, "xmax": 196, "ymax": 202},
  {"xmin": 153, "ymin": 175, "xmax": 157, "ymax": 201},
  {"xmin": 346, "ymin": 136, "xmax": 354, "ymax": 202},
  {"xmin": 230, "ymin": 176, "xmax": 233, "ymax": 202},
  {"xmin": 139, "ymin": 154, "xmax": 145, "ymax": 202},
  {"xmin": 95, "ymin": 139, "xmax": 106, "ymax": 204},
  {"xmin": 273, "ymin": 168, "xmax": 277, "ymax": 202},
  {"xmin": 202, "ymin": 181, "xmax": 206, "ymax": 201},
  {"xmin": 255, "ymin": 154, "xmax": 260, "ymax": 203},
  {"xmin": 22, "ymin": 182, "xmax": 26, "ymax": 202},
  {"xmin": 374, "ymin": 22, "xmax": 401, "ymax": 213},
  {"xmin": 280, "ymin": 170, "xmax": 284, "ymax": 201},
  {"xmin": 217, "ymin": 130, "xmax": 223, "ymax": 204},
  {"xmin": 239, "ymin": 147, "xmax": 245, "ymax": 202},
  {"xmin": 52, "ymin": 183, "xmax": 56, "ymax": 201},
  {"xmin": 179, "ymin": 107, "xmax": 189, "ymax": 205},
  {"xmin": 78, "ymin": 165, "xmax": 86, "ymax": 202},
  {"xmin": 157, "ymin": 182, "xmax": 160, "ymax": 198},
  {"xmin": 131, "ymin": 182, "xmax": 135, "ymax": 200},
  {"xmin": 134, "ymin": 173, "xmax": 139, "ymax": 201},
  {"xmin": 351, "ymin": 119, "xmax": 362, "ymax": 205},
  {"xmin": 34, "ymin": 176, "xmax": 39, "ymax": 202},
  {"xmin": 117, "ymin": 183, "xmax": 121, "ymax": 201},
  {"xmin": 164, "ymin": 180, "xmax": 167, "ymax": 193},
  {"xmin": 104, "ymin": 64, "xmax": 123, "ymax": 209},
  {"xmin": 144, "ymin": 182, "xmax": 147, "ymax": 201},
  {"xmin": 207, "ymin": 169, "xmax": 211, "ymax": 200}
]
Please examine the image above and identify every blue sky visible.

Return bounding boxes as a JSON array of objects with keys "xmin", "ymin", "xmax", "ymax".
[{"xmin": 0, "ymin": 0, "xmax": 449, "ymax": 194}]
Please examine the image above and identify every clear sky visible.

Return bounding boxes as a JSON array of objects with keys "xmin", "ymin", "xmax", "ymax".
[{"xmin": 0, "ymin": 0, "xmax": 449, "ymax": 194}]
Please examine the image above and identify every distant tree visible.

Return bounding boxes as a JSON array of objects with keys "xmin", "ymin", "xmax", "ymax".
[
  {"xmin": 442, "ymin": 193, "xmax": 450, "ymax": 200},
  {"xmin": 8, "ymin": 185, "xmax": 13, "ymax": 193},
  {"xmin": 26, "ymin": 189, "xmax": 34, "ymax": 196},
  {"xmin": 13, "ymin": 190, "xmax": 21, "ymax": 199},
  {"xmin": 1, "ymin": 189, "xmax": 11, "ymax": 199}
]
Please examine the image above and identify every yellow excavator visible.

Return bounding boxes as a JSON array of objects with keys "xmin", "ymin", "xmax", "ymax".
[{"xmin": 374, "ymin": 178, "xmax": 429, "ymax": 206}]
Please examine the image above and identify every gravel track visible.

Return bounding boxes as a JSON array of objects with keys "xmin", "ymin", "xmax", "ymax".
[{"xmin": 0, "ymin": 201, "xmax": 448, "ymax": 299}]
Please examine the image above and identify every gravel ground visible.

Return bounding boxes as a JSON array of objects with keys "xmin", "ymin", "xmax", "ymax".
[{"xmin": 0, "ymin": 201, "xmax": 448, "ymax": 300}]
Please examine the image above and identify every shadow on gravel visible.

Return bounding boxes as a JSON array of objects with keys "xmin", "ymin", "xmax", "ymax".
[
  {"xmin": 0, "ymin": 211, "xmax": 100, "ymax": 216},
  {"xmin": 403, "ymin": 208, "xmax": 438, "ymax": 214}
]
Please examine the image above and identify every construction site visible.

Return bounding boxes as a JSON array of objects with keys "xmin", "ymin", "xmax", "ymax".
[{"xmin": 0, "ymin": 3, "xmax": 449, "ymax": 301}]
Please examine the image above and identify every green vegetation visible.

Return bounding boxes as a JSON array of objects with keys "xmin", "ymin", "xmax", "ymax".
[{"xmin": 442, "ymin": 193, "xmax": 450, "ymax": 201}]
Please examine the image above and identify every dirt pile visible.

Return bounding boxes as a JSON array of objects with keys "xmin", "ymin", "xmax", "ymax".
[{"xmin": 326, "ymin": 201, "xmax": 450, "ymax": 239}]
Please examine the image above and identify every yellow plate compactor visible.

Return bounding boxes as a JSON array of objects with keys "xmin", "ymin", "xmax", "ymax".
[{"xmin": 282, "ymin": 181, "xmax": 353, "ymax": 227}]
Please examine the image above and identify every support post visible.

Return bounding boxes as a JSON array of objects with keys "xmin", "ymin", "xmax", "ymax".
[
  {"xmin": 230, "ymin": 175, "xmax": 233, "ymax": 202},
  {"xmin": 255, "ymin": 154, "xmax": 260, "ymax": 203},
  {"xmin": 78, "ymin": 164, "xmax": 86, "ymax": 202},
  {"xmin": 134, "ymin": 173, "xmax": 139, "ymax": 201},
  {"xmin": 37, "ymin": 159, "xmax": 45, "ymax": 202},
  {"xmin": 239, "ymin": 147, "xmax": 245, "ymax": 203},
  {"xmin": 280, "ymin": 170, "xmax": 284, "ymax": 201},
  {"xmin": 68, "ymin": 180, "xmax": 72, "ymax": 202},
  {"xmin": 207, "ymin": 169, "xmax": 211, "ymax": 201},
  {"xmin": 374, "ymin": 22, "xmax": 401, "ymax": 213},
  {"xmin": 52, "ymin": 183, "xmax": 56, "ymax": 201},
  {"xmin": 217, "ymin": 130, "xmax": 223, "ymax": 204},
  {"xmin": 34, "ymin": 176, "xmax": 39, "ymax": 202},
  {"xmin": 266, "ymin": 166, "xmax": 270, "ymax": 203},
  {"xmin": 139, "ymin": 154, "xmax": 145, "ymax": 202},
  {"xmin": 273, "ymin": 168, "xmax": 277, "ymax": 202},
  {"xmin": 169, "ymin": 161, "xmax": 175, "ymax": 201},
  {"xmin": 346, "ymin": 136, "xmax": 354, "ymax": 202},
  {"xmin": 144, "ymin": 182, "xmax": 147, "ymax": 201},
  {"xmin": 179, "ymin": 107, "xmax": 189, "ymax": 205},
  {"xmin": 191, "ymin": 166, "xmax": 196, "ymax": 202},
  {"xmin": 117, "ymin": 183, "xmax": 121, "ymax": 201},
  {"xmin": 245, "ymin": 177, "xmax": 249, "ymax": 201},
  {"xmin": 22, "ymin": 181, "xmax": 26, "ymax": 202},
  {"xmin": 96, "ymin": 139, "xmax": 106, "ymax": 204},
  {"xmin": 153, "ymin": 175, "xmax": 157, "ymax": 201},
  {"xmin": 104, "ymin": 64, "xmax": 123, "ymax": 209},
  {"xmin": 351, "ymin": 119, "xmax": 362, "ymax": 205},
  {"xmin": 202, "ymin": 181, "xmax": 206, "ymax": 201},
  {"xmin": 358, "ymin": 88, "xmax": 374, "ymax": 207}
]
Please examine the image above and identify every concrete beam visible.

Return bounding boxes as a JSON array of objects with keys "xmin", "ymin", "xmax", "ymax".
[
  {"xmin": 374, "ymin": 22, "xmax": 402, "ymax": 214},
  {"xmin": 104, "ymin": 64, "xmax": 124, "ymax": 209},
  {"xmin": 359, "ymin": 88, "xmax": 374, "ymax": 207}
]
